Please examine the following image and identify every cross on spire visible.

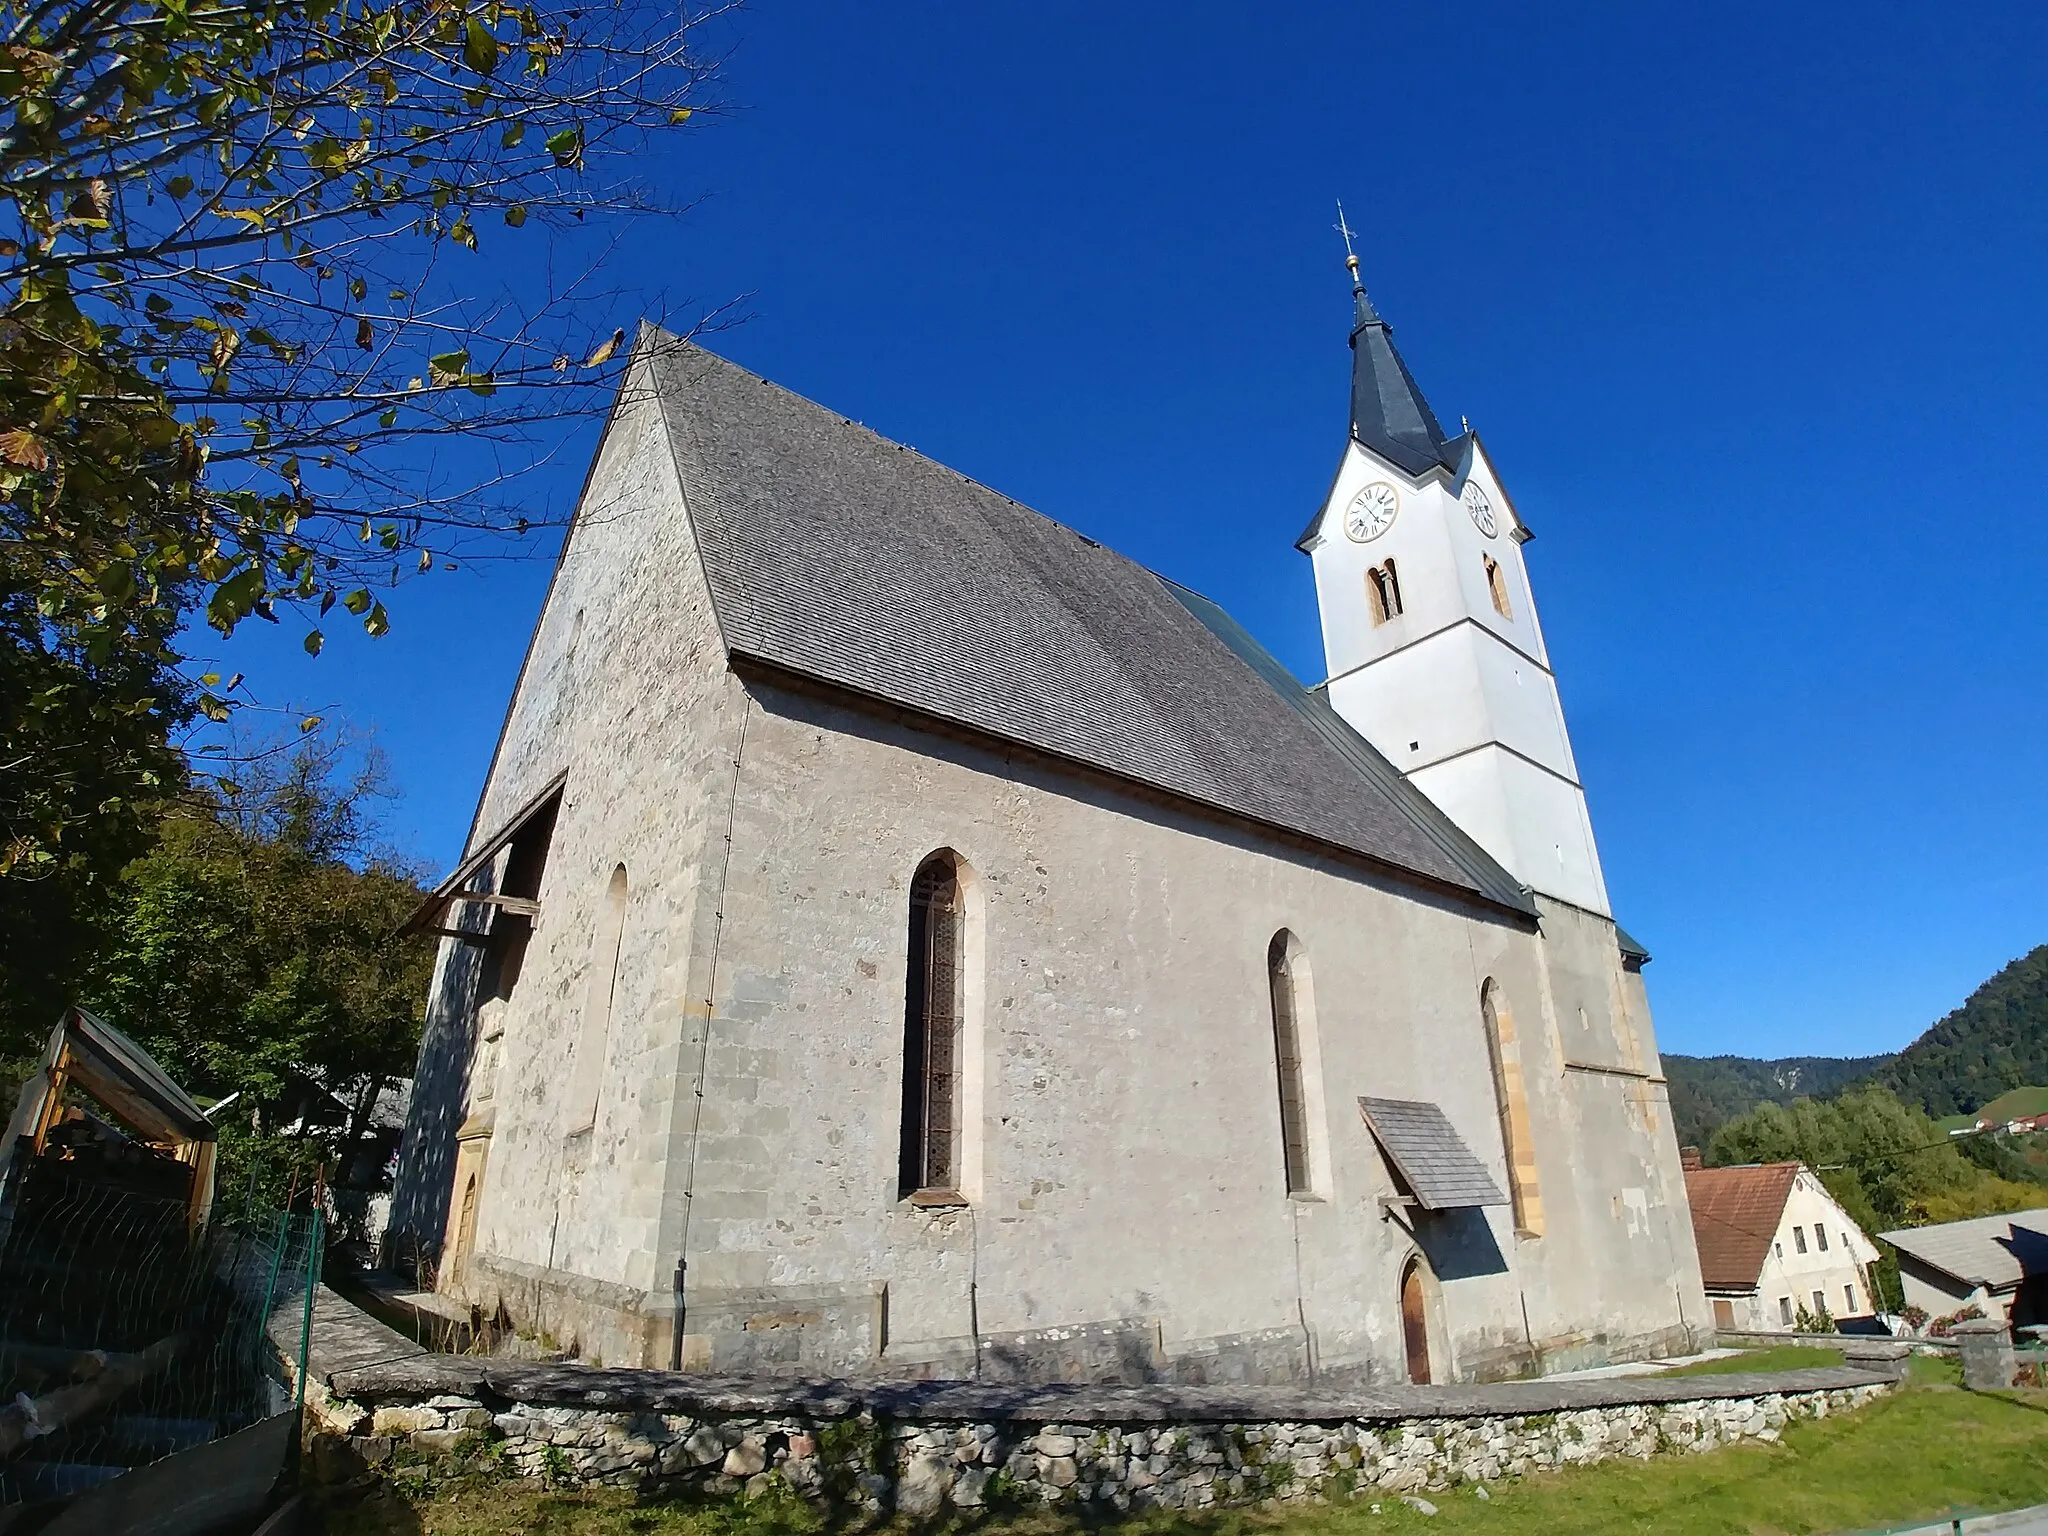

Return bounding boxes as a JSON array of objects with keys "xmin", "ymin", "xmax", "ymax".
[{"xmin": 1334, "ymin": 200, "xmax": 1378, "ymax": 324}]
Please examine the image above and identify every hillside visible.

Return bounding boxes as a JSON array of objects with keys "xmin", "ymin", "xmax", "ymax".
[
  {"xmin": 1878, "ymin": 944, "xmax": 2048, "ymax": 1117},
  {"xmin": 1664, "ymin": 1053, "xmax": 1892, "ymax": 1150}
]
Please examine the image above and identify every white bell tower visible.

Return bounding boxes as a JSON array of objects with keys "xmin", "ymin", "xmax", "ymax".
[{"xmin": 1299, "ymin": 245, "xmax": 1611, "ymax": 916}]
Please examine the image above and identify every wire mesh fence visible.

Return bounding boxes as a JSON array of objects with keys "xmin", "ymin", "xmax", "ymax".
[{"xmin": 0, "ymin": 1154, "xmax": 321, "ymax": 1508}]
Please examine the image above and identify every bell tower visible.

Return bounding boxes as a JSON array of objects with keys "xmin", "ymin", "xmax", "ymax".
[{"xmin": 1299, "ymin": 233, "xmax": 1611, "ymax": 916}]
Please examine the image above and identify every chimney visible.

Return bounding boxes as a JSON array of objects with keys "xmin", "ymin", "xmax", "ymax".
[{"xmin": 1680, "ymin": 1146, "xmax": 1703, "ymax": 1172}]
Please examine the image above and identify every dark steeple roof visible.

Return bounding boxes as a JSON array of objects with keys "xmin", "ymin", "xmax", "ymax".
[{"xmin": 1348, "ymin": 282, "xmax": 1455, "ymax": 477}]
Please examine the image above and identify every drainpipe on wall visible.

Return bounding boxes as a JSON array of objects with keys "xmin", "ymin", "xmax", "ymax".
[{"xmin": 670, "ymin": 1258, "xmax": 686, "ymax": 1371}]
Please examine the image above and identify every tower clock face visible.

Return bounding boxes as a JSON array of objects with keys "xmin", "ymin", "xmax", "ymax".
[
  {"xmin": 1464, "ymin": 482, "xmax": 1498, "ymax": 538},
  {"xmin": 1344, "ymin": 482, "xmax": 1400, "ymax": 543}
]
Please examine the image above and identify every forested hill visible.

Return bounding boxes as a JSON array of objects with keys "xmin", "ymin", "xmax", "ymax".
[
  {"xmin": 1663, "ymin": 941, "xmax": 2048, "ymax": 1146},
  {"xmin": 1665, "ymin": 1054, "xmax": 1893, "ymax": 1151},
  {"xmin": 1877, "ymin": 943, "xmax": 2048, "ymax": 1117}
]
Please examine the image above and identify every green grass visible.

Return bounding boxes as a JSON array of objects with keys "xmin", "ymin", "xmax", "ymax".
[
  {"xmin": 321, "ymin": 1382, "xmax": 2048, "ymax": 1536},
  {"xmin": 1661, "ymin": 1346, "xmax": 1844, "ymax": 1377},
  {"xmin": 1963, "ymin": 1086, "xmax": 2048, "ymax": 1126}
]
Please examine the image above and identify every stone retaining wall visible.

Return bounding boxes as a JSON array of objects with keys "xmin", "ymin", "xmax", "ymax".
[
  {"xmin": 289, "ymin": 1286, "xmax": 1898, "ymax": 1514},
  {"xmin": 311, "ymin": 1375, "xmax": 1891, "ymax": 1514}
]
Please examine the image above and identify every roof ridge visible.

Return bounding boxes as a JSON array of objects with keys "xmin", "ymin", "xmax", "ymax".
[{"xmin": 643, "ymin": 334, "xmax": 1540, "ymax": 916}]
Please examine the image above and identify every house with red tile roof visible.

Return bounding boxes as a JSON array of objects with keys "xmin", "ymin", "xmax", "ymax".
[{"xmin": 1682, "ymin": 1155, "xmax": 1880, "ymax": 1331}]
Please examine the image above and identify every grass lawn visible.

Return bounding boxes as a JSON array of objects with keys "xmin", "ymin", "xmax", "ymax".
[
  {"xmin": 322, "ymin": 1373, "xmax": 2048, "ymax": 1536},
  {"xmin": 1661, "ymin": 1346, "xmax": 1845, "ymax": 1376}
]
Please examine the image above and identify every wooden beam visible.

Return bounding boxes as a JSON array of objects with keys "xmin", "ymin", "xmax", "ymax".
[{"xmin": 450, "ymin": 892, "xmax": 540, "ymax": 916}]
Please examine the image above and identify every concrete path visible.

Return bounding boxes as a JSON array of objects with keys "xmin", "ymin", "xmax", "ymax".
[{"xmin": 1853, "ymin": 1506, "xmax": 2048, "ymax": 1535}]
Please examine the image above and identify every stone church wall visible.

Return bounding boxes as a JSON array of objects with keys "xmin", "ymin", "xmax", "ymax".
[{"xmin": 390, "ymin": 356, "xmax": 1711, "ymax": 1385}]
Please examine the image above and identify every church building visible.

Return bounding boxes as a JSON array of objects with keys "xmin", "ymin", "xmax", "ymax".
[{"xmin": 388, "ymin": 265, "xmax": 1710, "ymax": 1384}]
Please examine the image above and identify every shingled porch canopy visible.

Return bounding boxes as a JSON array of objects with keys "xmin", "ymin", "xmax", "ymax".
[{"xmin": 1358, "ymin": 1096, "xmax": 1508, "ymax": 1212}]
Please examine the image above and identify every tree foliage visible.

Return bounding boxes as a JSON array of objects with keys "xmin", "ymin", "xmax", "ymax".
[
  {"xmin": 1, "ymin": 0, "xmax": 718, "ymax": 877},
  {"xmin": 1708, "ymin": 1085, "xmax": 2045, "ymax": 1232},
  {"xmin": 81, "ymin": 736, "xmax": 432, "ymax": 1153},
  {"xmin": 1665, "ymin": 1052, "xmax": 1896, "ymax": 1153},
  {"xmin": 0, "ymin": 565, "xmax": 187, "ymax": 1027}
]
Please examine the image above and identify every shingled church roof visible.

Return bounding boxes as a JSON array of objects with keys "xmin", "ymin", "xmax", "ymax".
[{"xmin": 647, "ymin": 338, "xmax": 1535, "ymax": 918}]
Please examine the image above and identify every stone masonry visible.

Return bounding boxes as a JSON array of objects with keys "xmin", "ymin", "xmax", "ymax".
[
  {"xmin": 294, "ymin": 1293, "xmax": 1896, "ymax": 1516},
  {"xmin": 318, "ymin": 1379, "xmax": 1890, "ymax": 1514}
]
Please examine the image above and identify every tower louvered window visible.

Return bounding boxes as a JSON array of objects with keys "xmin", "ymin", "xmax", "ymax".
[
  {"xmin": 1367, "ymin": 560, "xmax": 1404, "ymax": 625},
  {"xmin": 1483, "ymin": 554, "xmax": 1513, "ymax": 619},
  {"xmin": 899, "ymin": 854, "xmax": 965, "ymax": 1199},
  {"xmin": 1268, "ymin": 932, "xmax": 1312, "ymax": 1196}
]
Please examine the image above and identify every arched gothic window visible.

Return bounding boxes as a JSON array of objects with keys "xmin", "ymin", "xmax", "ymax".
[
  {"xmin": 1367, "ymin": 560, "xmax": 1404, "ymax": 625},
  {"xmin": 1267, "ymin": 932, "xmax": 1313, "ymax": 1196},
  {"xmin": 899, "ymin": 853, "xmax": 965, "ymax": 1199},
  {"xmin": 1481, "ymin": 979, "xmax": 1543, "ymax": 1236},
  {"xmin": 1483, "ymin": 554, "xmax": 1513, "ymax": 619}
]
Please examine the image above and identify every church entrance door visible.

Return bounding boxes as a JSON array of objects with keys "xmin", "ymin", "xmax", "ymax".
[{"xmin": 1400, "ymin": 1259, "xmax": 1431, "ymax": 1385}]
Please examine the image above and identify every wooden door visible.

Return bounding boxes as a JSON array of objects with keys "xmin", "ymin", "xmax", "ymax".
[
  {"xmin": 1712, "ymin": 1298, "xmax": 1735, "ymax": 1330},
  {"xmin": 1401, "ymin": 1260, "xmax": 1431, "ymax": 1385}
]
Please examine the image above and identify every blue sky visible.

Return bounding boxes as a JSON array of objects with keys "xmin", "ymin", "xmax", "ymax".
[{"xmin": 202, "ymin": 1, "xmax": 2048, "ymax": 1063}]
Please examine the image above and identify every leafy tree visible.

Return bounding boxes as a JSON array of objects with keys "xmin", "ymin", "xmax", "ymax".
[
  {"xmin": 85, "ymin": 736, "xmax": 432, "ymax": 1162},
  {"xmin": 2, "ymin": 0, "xmax": 718, "ymax": 879},
  {"xmin": 0, "ymin": 568, "xmax": 187, "ymax": 1043},
  {"xmin": 3, "ymin": 0, "xmax": 717, "ymax": 1010},
  {"xmin": 1705, "ymin": 1085, "xmax": 2048, "ymax": 1224},
  {"xmin": 1665, "ymin": 1052, "xmax": 1894, "ymax": 1152}
]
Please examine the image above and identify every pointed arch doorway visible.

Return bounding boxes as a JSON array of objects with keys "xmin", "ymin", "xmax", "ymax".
[{"xmin": 1400, "ymin": 1257, "xmax": 1432, "ymax": 1385}]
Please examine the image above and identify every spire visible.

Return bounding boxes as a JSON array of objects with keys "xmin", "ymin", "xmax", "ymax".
[{"xmin": 1333, "ymin": 204, "xmax": 1452, "ymax": 477}]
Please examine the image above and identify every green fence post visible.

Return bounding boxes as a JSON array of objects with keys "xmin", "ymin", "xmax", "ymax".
[{"xmin": 296, "ymin": 1213, "xmax": 324, "ymax": 1412}]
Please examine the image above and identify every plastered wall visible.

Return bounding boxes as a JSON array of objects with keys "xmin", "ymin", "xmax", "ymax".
[{"xmin": 391, "ymin": 372, "xmax": 1709, "ymax": 1380}]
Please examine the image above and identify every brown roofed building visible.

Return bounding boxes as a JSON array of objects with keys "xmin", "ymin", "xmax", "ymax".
[{"xmin": 1685, "ymin": 1160, "xmax": 1880, "ymax": 1332}]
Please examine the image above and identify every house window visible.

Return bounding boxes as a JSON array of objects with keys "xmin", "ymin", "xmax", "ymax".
[
  {"xmin": 1481, "ymin": 980, "xmax": 1542, "ymax": 1237},
  {"xmin": 1779, "ymin": 1296, "xmax": 1793, "ymax": 1326},
  {"xmin": 1813, "ymin": 1290, "xmax": 1827, "ymax": 1316},
  {"xmin": 1793, "ymin": 1226, "xmax": 1808, "ymax": 1254},
  {"xmin": 1483, "ymin": 554, "xmax": 1512, "ymax": 619},
  {"xmin": 1816, "ymin": 1225, "xmax": 1829, "ymax": 1252},
  {"xmin": 566, "ymin": 864, "xmax": 629, "ymax": 1133},
  {"xmin": 899, "ymin": 852, "xmax": 966, "ymax": 1199},
  {"xmin": 1366, "ymin": 560, "xmax": 1404, "ymax": 625},
  {"xmin": 1845, "ymin": 1283, "xmax": 1857, "ymax": 1313},
  {"xmin": 1774, "ymin": 1241, "xmax": 1783, "ymax": 1259},
  {"xmin": 1268, "ymin": 933, "xmax": 1312, "ymax": 1196}
]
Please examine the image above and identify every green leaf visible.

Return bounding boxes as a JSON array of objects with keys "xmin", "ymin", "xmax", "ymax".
[
  {"xmin": 464, "ymin": 17, "xmax": 500, "ymax": 76},
  {"xmin": 504, "ymin": 205, "xmax": 526, "ymax": 228},
  {"xmin": 167, "ymin": 174, "xmax": 193, "ymax": 199},
  {"xmin": 544, "ymin": 127, "xmax": 582, "ymax": 168},
  {"xmin": 342, "ymin": 588, "xmax": 371, "ymax": 615},
  {"xmin": 429, "ymin": 350, "xmax": 469, "ymax": 382},
  {"xmin": 303, "ymin": 629, "xmax": 324, "ymax": 655},
  {"xmin": 349, "ymin": 277, "xmax": 367, "ymax": 301},
  {"xmin": 363, "ymin": 601, "xmax": 390, "ymax": 638},
  {"xmin": 377, "ymin": 408, "xmax": 398, "ymax": 428},
  {"xmin": 501, "ymin": 121, "xmax": 526, "ymax": 149}
]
